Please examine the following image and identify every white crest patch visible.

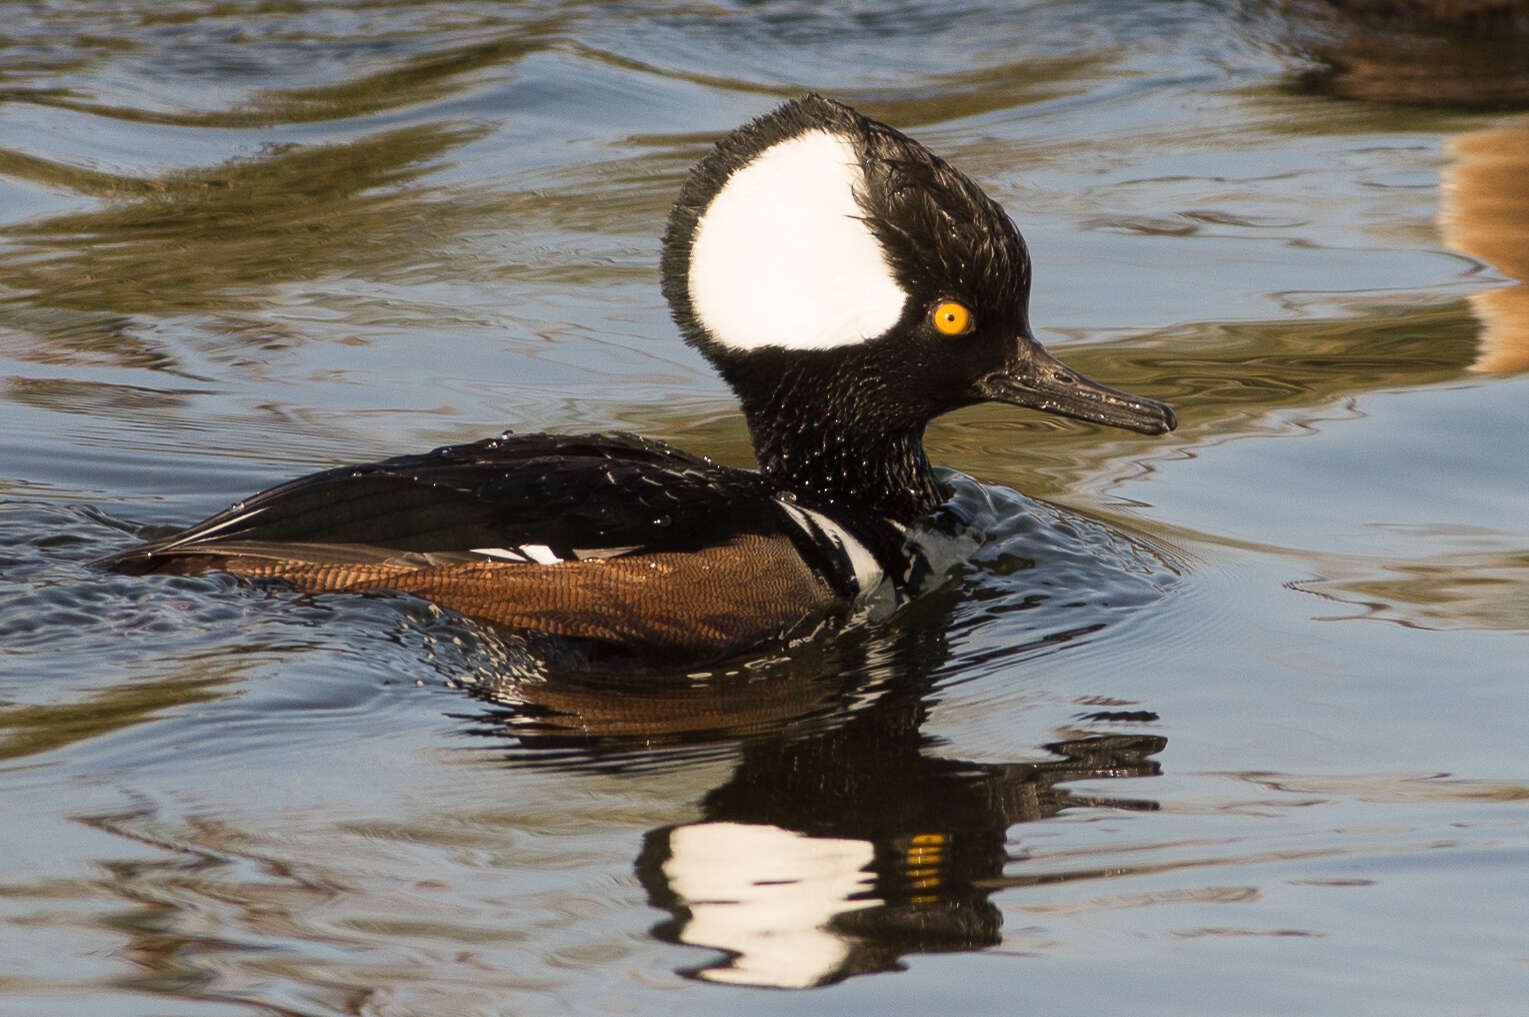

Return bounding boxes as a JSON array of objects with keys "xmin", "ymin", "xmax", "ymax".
[{"xmin": 688, "ymin": 129, "xmax": 907, "ymax": 352}]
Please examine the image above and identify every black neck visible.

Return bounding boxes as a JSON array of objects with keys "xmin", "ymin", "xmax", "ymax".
[{"xmin": 725, "ymin": 359, "xmax": 947, "ymax": 522}]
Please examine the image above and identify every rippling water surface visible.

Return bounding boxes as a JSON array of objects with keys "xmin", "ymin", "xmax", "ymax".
[{"xmin": 4, "ymin": 1, "xmax": 1528, "ymax": 1013}]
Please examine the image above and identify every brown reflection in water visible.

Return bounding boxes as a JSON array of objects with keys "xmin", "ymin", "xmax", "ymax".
[
  {"xmin": 1440, "ymin": 122, "xmax": 1529, "ymax": 372},
  {"xmin": 466, "ymin": 586, "xmax": 970, "ymax": 759},
  {"xmin": 0, "ymin": 667, "xmax": 235, "ymax": 762}
]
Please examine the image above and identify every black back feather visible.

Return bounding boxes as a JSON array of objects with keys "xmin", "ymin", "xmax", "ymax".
[{"xmin": 101, "ymin": 432, "xmax": 785, "ymax": 570}]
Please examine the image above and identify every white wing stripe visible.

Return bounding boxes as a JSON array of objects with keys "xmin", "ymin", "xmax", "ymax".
[
  {"xmin": 469, "ymin": 546, "xmax": 530, "ymax": 562},
  {"xmin": 520, "ymin": 544, "xmax": 563, "ymax": 565}
]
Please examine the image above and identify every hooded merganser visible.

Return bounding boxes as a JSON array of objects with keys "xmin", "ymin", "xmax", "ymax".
[{"xmin": 102, "ymin": 95, "xmax": 1176, "ymax": 666}]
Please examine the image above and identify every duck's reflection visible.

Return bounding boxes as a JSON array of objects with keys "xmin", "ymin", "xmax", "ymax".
[
  {"xmin": 465, "ymin": 599, "xmax": 1164, "ymax": 988},
  {"xmin": 639, "ymin": 719, "xmax": 1161, "ymax": 987}
]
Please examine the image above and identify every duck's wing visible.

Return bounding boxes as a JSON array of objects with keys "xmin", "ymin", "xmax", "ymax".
[
  {"xmin": 98, "ymin": 432, "xmax": 843, "ymax": 663},
  {"xmin": 102, "ymin": 432, "xmax": 784, "ymax": 568}
]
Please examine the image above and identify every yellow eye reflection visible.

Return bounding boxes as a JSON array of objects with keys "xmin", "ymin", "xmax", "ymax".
[{"xmin": 930, "ymin": 300, "xmax": 973, "ymax": 336}]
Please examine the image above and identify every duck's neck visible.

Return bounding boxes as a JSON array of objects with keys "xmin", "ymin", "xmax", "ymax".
[{"xmin": 726, "ymin": 359, "xmax": 947, "ymax": 522}]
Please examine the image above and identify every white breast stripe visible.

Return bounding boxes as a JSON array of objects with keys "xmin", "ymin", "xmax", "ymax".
[
  {"xmin": 776, "ymin": 500, "xmax": 884, "ymax": 595},
  {"xmin": 688, "ymin": 129, "xmax": 907, "ymax": 352}
]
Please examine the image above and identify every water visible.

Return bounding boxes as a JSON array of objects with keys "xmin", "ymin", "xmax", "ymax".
[{"xmin": 3, "ymin": 1, "xmax": 1528, "ymax": 1013}]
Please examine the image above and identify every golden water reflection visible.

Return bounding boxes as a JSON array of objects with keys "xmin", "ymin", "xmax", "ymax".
[
  {"xmin": 1440, "ymin": 120, "xmax": 1529, "ymax": 372},
  {"xmin": 1294, "ymin": 547, "xmax": 1529, "ymax": 630},
  {"xmin": 1, "ymin": 122, "xmax": 489, "ymax": 317},
  {"xmin": 0, "ymin": 667, "xmax": 235, "ymax": 762}
]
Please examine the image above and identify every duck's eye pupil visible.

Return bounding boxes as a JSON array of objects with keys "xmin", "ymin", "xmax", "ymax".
[{"xmin": 931, "ymin": 301, "xmax": 972, "ymax": 336}]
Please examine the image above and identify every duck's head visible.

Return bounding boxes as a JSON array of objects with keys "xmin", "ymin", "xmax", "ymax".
[{"xmin": 661, "ymin": 95, "xmax": 1175, "ymax": 518}]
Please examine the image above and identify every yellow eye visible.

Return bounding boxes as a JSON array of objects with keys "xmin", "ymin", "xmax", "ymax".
[{"xmin": 930, "ymin": 300, "xmax": 973, "ymax": 336}]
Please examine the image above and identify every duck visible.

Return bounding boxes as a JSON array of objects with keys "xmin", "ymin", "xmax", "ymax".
[{"xmin": 101, "ymin": 95, "xmax": 1176, "ymax": 667}]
